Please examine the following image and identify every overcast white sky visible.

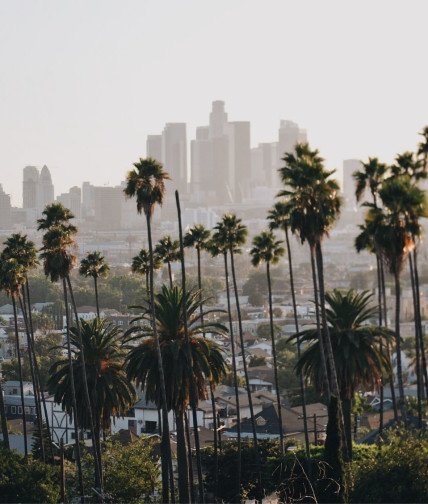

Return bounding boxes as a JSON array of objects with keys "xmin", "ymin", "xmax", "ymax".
[{"xmin": 1, "ymin": 0, "xmax": 428, "ymax": 206}]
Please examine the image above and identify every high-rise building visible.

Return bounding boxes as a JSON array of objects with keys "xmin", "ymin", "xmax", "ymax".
[
  {"xmin": 146, "ymin": 135, "xmax": 162, "ymax": 162},
  {"xmin": 190, "ymin": 101, "xmax": 252, "ymax": 205},
  {"xmin": 227, "ymin": 121, "xmax": 251, "ymax": 203},
  {"xmin": 56, "ymin": 186, "xmax": 81, "ymax": 220},
  {"xmin": 162, "ymin": 123, "xmax": 188, "ymax": 196},
  {"xmin": 94, "ymin": 186, "xmax": 123, "ymax": 230},
  {"xmin": 342, "ymin": 159, "xmax": 362, "ymax": 208},
  {"xmin": 38, "ymin": 165, "xmax": 54, "ymax": 214},
  {"xmin": 22, "ymin": 165, "xmax": 55, "ymax": 225},
  {"xmin": 0, "ymin": 184, "xmax": 11, "ymax": 229},
  {"xmin": 22, "ymin": 166, "xmax": 39, "ymax": 209}
]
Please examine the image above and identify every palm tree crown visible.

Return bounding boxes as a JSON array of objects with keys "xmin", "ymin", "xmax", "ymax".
[
  {"xmin": 125, "ymin": 285, "xmax": 227, "ymax": 413},
  {"xmin": 123, "ymin": 158, "xmax": 170, "ymax": 219},
  {"xmin": 48, "ymin": 318, "xmax": 137, "ymax": 432}
]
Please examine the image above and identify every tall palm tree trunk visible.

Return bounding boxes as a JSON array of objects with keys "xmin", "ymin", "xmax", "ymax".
[
  {"xmin": 285, "ymin": 229, "xmax": 310, "ymax": 459},
  {"xmin": 409, "ymin": 254, "xmax": 423, "ymax": 427},
  {"xmin": 18, "ymin": 295, "xmax": 45, "ymax": 463},
  {"xmin": 393, "ymin": 271, "xmax": 408, "ymax": 425},
  {"xmin": 223, "ymin": 251, "xmax": 242, "ymax": 503},
  {"xmin": 63, "ymin": 279, "xmax": 85, "ymax": 501},
  {"xmin": 12, "ymin": 296, "xmax": 28, "ymax": 458},
  {"xmin": 376, "ymin": 255, "xmax": 384, "ymax": 435},
  {"xmin": 184, "ymin": 411, "xmax": 196, "ymax": 503},
  {"xmin": 315, "ymin": 243, "xmax": 349, "ymax": 460},
  {"xmin": 176, "ymin": 191, "xmax": 204, "ymax": 503},
  {"xmin": 176, "ymin": 410, "xmax": 190, "ymax": 503},
  {"xmin": 229, "ymin": 248, "xmax": 263, "ymax": 503},
  {"xmin": 196, "ymin": 244, "xmax": 219, "ymax": 498},
  {"xmin": 412, "ymin": 249, "xmax": 428, "ymax": 400},
  {"xmin": 0, "ymin": 375, "xmax": 10, "ymax": 450},
  {"xmin": 146, "ymin": 214, "xmax": 174, "ymax": 504},
  {"xmin": 266, "ymin": 262, "xmax": 284, "ymax": 455},
  {"xmin": 94, "ymin": 277, "xmax": 100, "ymax": 319},
  {"xmin": 167, "ymin": 261, "xmax": 173, "ymax": 289},
  {"xmin": 309, "ymin": 245, "xmax": 330, "ymax": 400},
  {"xmin": 24, "ymin": 280, "xmax": 55, "ymax": 462},
  {"xmin": 380, "ymin": 261, "xmax": 398, "ymax": 421},
  {"xmin": 67, "ymin": 276, "xmax": 103, "ymax": 495}
]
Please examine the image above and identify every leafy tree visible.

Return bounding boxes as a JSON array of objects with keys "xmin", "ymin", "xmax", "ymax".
[
  {"xmin": 0, "ymin": 447, "xmax": 60, "ymax": 503},
  {"xmin": 249, "ymin": 355, "xmax": 266, "ymax": 367},
  {"xmin": 81, "ymin": 437, "xmax": 161, "ymax": 503},
  {"xmin": 256, "ymin": 323, "xmax": 282, "ymax": 340}
]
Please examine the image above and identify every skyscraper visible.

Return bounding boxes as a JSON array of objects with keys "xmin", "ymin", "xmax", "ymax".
[
  {"xmin": 38, "ymin": 165, "xmax": 54, "ymax": 214},
  {"xmin": 0, "ymin": 184, "xmax": 11, "ymax": 229},
  {"xmin": 162, "ymin": 123, "xmax": 188, "ymax": 196},
  {"xmin": 22, "ymin": 166, "xmax": 39, "ymax": 209},
  {"xmin": 22, "ymin": 165, "xmax": 55, "ymax": 225}
]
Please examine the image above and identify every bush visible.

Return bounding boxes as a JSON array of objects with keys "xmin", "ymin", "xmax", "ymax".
[{"xmin": 0, "ymin": 448, "xmax": 60, "ymax": 503}]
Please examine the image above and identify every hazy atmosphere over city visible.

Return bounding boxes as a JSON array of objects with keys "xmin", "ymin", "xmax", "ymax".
[{"xmin": 2, "ymin": 0, "xmax": 428, "ymax": 205}]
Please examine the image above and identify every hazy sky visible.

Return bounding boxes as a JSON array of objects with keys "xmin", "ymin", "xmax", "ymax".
[{"xmin": 1, "ymin": 0, "xmax": 428, "ymax": 206}]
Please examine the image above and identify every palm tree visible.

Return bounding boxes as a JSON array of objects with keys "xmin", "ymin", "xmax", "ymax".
[
  {"xmin": 131, "ymin": 248, "xmax": 162, "ymax": 298},
  {"xmin": 213, "ymin": 214, "xmax": 263, "ymax": 503},
  {"xmin": 0, "ymin": 255, "xmax": 28, "ymax": 456},
  {"xmin": 207, "ymin": 237, "xmax": 242, "ymax": 502},
  {"xmin": 250, "ymin": 230, "xmax": 285, "ymax": 454},
  {"xmin": 79, "ymin": 251, "xmax": 110, "ymax": 318},
  {"xmin": 154, "ymin": 235, "xmax": 181, "ymax": 288},
  {"xmin": 290, "ymin": 289, "xmax": 392, "ymax": 459},
  {"xmin": 353, "ymin": 157, "xmax": 393, "ymax": 428},
  {"xmin": 375, "ymin": 176, "xmax": 426, "ymax": 423},
  {"xmin": 418, "ymin": 125, "xmax": 428, "ymax": 172},
  {"xmin": 123, "ymin": 157, "xmax": 173, "ymax": 503},
  {"xmin": 125, "ymin": 285, "xmax": 227, "ymax": 504},
  {"xmin": 2, "ymin": 233, "xmax": 54, "ymax": 462},
  {"xmin": 48, "ymin": 318, "xmax": 137, "ymax": 480},
  {"xmin": 37, "ymin": 203, "xmax": 94, "ymax": 497},
  {"xmin": 267, "ymin": 201, "xmax": 311, "ymax": 458},
  {"xmin": 278, "ymin": 143, "xmax": 342, "ymax": 408},
  {"xmin": 183, "ymin": 223, "xmax": 219, "ymax": 493}
]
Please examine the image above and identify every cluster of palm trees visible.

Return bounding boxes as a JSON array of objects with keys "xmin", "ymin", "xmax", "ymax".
[
  {"xmin": 353, "ymin": 126, "xmax": 428, "ymax": 428},
  {"xmin": 1, "ymin": 126, "xmax": 427, "ymax": 502}
]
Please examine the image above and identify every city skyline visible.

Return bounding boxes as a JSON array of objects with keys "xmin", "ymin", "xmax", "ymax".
[{"xmin": 2, "ymin": 1, "xmax": 428, "ymax": 206}]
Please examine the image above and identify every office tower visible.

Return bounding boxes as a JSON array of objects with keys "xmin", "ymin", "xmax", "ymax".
[
  {"xmin": 82, "ymin": 182, "xmax": 95, "ymax": 219},
  {"xmin": 94, "ymin": 186, "xmax": 122, "ymax": 230},
  {"xmin": 227, "ymin": 121, "xmax": 251, "ymax": 203},
  {"xmin": 342, "ymin": 159, "xmax": 362, "ymax": 208},
  {"xmin": 251, "ymin": 142, "xmax": 275, "ymax": 188},
  {"xmin": 22, "ymin": 166, "xmax": 39, "ymax": 209},
  {"xmin": 162, "ymin": 123, "xmax": 188, "ymax": 196},
  {"xmin": 190, "ymin": 101, "xmax": 252, "ymax": 205},
  {"xmin": 0, "ymin": 184, "xmax": 11, "ymax": 229},
  {"xmin": 146, "ymin": 135, "xmax": 162, "ymax": 162},
  {"xmin": 56, "ymin": 186, "xmax": 81, "ymax": 220},
  {"xmin": 38, "ymin": 165, "xmax": 54, "ymax": 214}
]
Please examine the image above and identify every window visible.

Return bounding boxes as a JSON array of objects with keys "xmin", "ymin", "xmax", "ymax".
[
  {"xmin": 11, "ymin": 406, "xmax": 16, "ymax": 414},
  {"xmin": 18, "ymin": 406, "xmax": 22, "ymax": 414},
  {"xmin": 145, "ymin": 420, "xmax": 157, "ymax": 433}
]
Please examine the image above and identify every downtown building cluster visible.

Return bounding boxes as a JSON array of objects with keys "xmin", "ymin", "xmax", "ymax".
[{"xmin": 1, "ymin": 101, "xmax": 365, "ymax": 234}]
